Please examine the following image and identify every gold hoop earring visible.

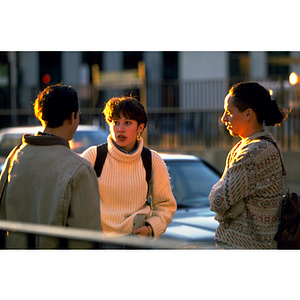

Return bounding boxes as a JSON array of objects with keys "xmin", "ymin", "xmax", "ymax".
[{"xmin": 137, "ymin": 132, "xmax": 141, "ymax": 141}]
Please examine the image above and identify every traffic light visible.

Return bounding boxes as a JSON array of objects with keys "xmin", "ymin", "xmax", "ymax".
[{"xmin": 42, "ymin": 73, "xmax": 51, "ymax": 84}]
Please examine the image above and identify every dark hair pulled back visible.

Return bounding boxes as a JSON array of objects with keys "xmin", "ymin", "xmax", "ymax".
[{"xmin": 229, "ymin": 81, "xmax": 287, "ymax": 126}]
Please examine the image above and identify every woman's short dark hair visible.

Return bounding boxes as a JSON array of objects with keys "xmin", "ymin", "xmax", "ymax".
[
  {"xmin": 34, "ymin": 83, "xmax": 78, "ymax": 128},
  {"xmin": 103, "ymin": 96, "xmax": 148, "ymax": 129},
  {"xmin": 229, "ymin": 81, "xmax": 287, "ymax": 126}
]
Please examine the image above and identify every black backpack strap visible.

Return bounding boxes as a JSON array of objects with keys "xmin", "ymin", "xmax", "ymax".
[
  {"xmin": 94, "ymin": 143, "xmax": 108, "ymax": 177},
  {"xmin": 141, "ymin": 147, "xmax": 152, "ymax": 186}
]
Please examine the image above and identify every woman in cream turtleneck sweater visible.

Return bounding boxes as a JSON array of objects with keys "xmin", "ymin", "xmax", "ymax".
[{"xmin": 81, "ymin": 96, "xmax": 177, "ymax": 239}]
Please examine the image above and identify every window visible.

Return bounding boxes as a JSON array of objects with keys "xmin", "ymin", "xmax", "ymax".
[
  {"xmin": 39, "ymin": 51, "xmax": 61, "ymax": 88},
  {"xmin": 123, "ymin": 52, "xmax": 143, "ymax": 69},
  {"xmin": 82, "ymin": 52, "xmax": 103, "ymax": 70},
  {"xmin": 229, "ymin": 51, "xmax": 249, "ymax": 83},
  {"xmin": 267, "ymin": 51, "xmax": 290, "ymax": 80},
  {"xmin": 163, "ymin": 51, "xmax": 178, "ymax": 79}
]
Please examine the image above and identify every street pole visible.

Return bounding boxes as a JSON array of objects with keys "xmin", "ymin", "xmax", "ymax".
[
  {"xmin": 8, "ymin": 52, "xmax": 17, "ymax": 126},
  {"xmin": 138, "ymin": 61, "xmax": 147, "ymax": 145}
]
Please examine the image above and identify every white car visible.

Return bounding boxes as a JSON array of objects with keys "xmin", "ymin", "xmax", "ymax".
[
  {"xmin": 159, "ymin": 153, "xmax": 221, "ymax": 248},
  {"xmin": 0, "ymin": 125, "xmax": 109, "ymax": 172}
]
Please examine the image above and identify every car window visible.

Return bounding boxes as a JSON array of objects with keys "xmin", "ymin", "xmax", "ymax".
[
  {"xmin": 70, "ymin": 130, "xmax": 108, "ymax": 153},
  {"xmin": 0, "ymin": 129, "xmax": 109, "ymax": 158},
  {"xmin": 165, "ymin": 160, "xmax": 220, "ymax": 208}
]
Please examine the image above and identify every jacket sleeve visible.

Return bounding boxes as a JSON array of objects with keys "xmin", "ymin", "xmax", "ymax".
[
  {"xmin": 0, "ymin": 143, "xmax": 22, "ymax": 203},
  {"xmin": 65, "ymin": 162, "xmax": 101, "ymax": 247},
  {"xmin": 209, "ymin": 146, "xmax": 255, "ymax": 221},
  {"xmin": 146, "ymin": 152, "xmax": 177, "ymax": 238},
  {"xmin": 80, "ymin": 146, "xmax": 97, "ymax": 167}
]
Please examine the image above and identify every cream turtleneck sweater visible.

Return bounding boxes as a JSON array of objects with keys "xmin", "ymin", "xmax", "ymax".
[{"xmin": 81, "ymin": 135, "xmax": 177, "ymax": 238}]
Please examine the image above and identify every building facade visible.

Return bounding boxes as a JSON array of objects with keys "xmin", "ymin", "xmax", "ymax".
[{"xmin": 1, "ymin": 51, "xmax": 300, "ymax": 126}]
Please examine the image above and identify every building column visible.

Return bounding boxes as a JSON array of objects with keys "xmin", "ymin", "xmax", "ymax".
[
  {"xmin": 143, "ymin": 52, "xmax": 163, "ymax": 81},
  {"xmin": 290, "ymin": 51, "xmax": 300, "ymax": 74},
  {"xmin": 62, "ymin": 52, "xmax": 82, "ymax": 86},
  {"xmin": 102, "ymin": 52, "xmax": 123, "ymax": 71},
  {"xmin": 249, "ymin": 52, "xmax": 267, "ymax": 80},
  {"xmin": 19, "ymin": 51, "xmax": 39, "ymax": 87}
]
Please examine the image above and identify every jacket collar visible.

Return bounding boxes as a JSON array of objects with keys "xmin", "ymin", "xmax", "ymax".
[{"xmin": 22, "ymin": 133, "xmax": 70, "ymax": 148}]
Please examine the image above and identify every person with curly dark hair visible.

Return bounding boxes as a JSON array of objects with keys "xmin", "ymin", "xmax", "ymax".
[{"xmin": 81, "ymin": 96, "xmax": 176, "ymax": 240}]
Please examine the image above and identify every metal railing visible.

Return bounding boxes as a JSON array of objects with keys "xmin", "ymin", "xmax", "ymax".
[
  {"xmin": 1, "ymin": 78, "xmax": 299, "ymax": 151},
  {"xmin": 145, "ymin": 107, "xmax": 300, "ymax": 152},
  {"xmin": 0, "ymin": 220, "xmax": 199, "ymax": 250}
]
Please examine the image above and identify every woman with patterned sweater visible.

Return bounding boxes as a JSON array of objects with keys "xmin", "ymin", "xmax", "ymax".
[
  {"xmin": 209, "ymin": 82, "xmax": 288, "ymax": 249},
  {"xmin": 81, "ymin": 96, "xmax": 176, "ymax": 240}
]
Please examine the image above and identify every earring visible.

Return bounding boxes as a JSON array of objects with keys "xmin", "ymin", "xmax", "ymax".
[{"xmin": 137, "ymin": 132, "xmax": 141, "ymax": 141}]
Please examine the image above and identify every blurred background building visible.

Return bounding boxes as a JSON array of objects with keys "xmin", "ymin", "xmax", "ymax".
[{"xmin": 1, "ymin": 51, "xmax": 300, "ymax": 152}]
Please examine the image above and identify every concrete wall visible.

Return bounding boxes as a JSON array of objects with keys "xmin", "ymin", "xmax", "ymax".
[
  {"xmin": 249, "ymin": 52, "xmax": 267, "ymax": 79},
  {"xmin": 197, "ymin": 149, "xmax": 300, "ymax": 193},
  {"xmin": 179, "ymin": 51, "xmax": 228, "ymax": 80},
  {"xmin": 19, "ymin": 52, "xmax": 39, "ymax": 86},
  {"xmin": 62, "ymin": 52, "xmax": 82, "ymax": 85},
  {"xmin": 152, "ymin": 145, "xmax": 300, "ymax": 191},
  {"xmin": 281, "ymin": 151, "xmax": 300, "ymax": 191}
]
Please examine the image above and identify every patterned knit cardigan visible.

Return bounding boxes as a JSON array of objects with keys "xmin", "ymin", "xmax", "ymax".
[{"xmin": 209, "ymin": 131, "xmax": 285, "ymax": 249}]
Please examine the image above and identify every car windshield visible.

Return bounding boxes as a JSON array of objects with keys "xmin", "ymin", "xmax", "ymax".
[
  {"xmin": 165, "ymin": 160, "xmax": 220, "ymax": 209},
  {"xmin": 0, "ymin": 129, "xmax": 108, "ymax": 157},
  {"xmin": 70, "ymin": 130, "xmax": 108, "ymax": 153}
]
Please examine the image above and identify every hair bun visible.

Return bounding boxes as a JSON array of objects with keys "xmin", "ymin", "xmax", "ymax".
[{"xmin": 264, "ymin": 100, "xmax": 285, "ymax": 126}]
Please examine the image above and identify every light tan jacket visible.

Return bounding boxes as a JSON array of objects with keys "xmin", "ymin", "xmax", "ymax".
[{"xmin": 0, "ymin": 133, "xmax": 101, "ymax": 248}]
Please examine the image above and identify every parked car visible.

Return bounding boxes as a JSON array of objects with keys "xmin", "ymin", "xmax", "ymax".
[
  {"xmin": 159, "ymin": 153, "xmax": 221, "ymax": 248},
  {"xmin": 0, "ymin": 125, "xmax": 109, "ymax": 172}
]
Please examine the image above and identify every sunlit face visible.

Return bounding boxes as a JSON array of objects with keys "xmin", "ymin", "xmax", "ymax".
[
  {"xmin": 110, "ymin": 112, "xmax": 144, "ymax": 153},
  {"xmin": 221, "ymin": 94, "xmax": 247, "ymax": 138}
]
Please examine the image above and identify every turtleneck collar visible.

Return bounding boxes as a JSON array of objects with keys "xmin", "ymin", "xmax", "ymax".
[
  {"xmin": 112, "ymin": 139, "xmax": 138, "ymax": 154},
  {"xmin": 107, "ymin": 134, "xmax": 144, "ymax": 162}
]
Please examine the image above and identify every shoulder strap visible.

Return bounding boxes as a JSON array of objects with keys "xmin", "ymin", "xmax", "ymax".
[
  {"xmin": 259, "ymin": 136, "xmax": 286, "ymax": 176},
  {"xmin": 94, "ymin": 143, "xmax": 108, "ymax": 177},
  {"xmin": 141, "ymin": 147, "xmax": 152, "ymax": 185},
  {"xmin": 0, "ymin": 143, "xmax": 22, "ymax": 204}
]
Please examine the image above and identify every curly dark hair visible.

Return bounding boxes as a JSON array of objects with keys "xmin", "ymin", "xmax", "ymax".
[
  {"xmin": 103, "ymin": 96, "xmax": 148, "ymax": 129},
  {"xmin": 34, "ymin": 83, "xmax": 79, "ymax": 128}
]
